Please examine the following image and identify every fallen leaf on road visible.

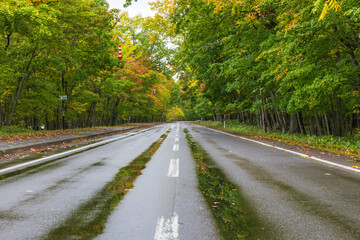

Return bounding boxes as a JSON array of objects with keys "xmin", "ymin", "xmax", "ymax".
[
  {"xmin": 321, "ymin": 187, "xmax": 326, "ymax": 190},
  {"xmin": 324, "ymin": 173, "xmax": 331, "ymax": 176},
  {"xmin": 352, "ymin": 166, "xmax": 360, "ymax": 169},
  {"xmin": 211, "ymin": 200, "xmax": 219, "ymax": 207}
]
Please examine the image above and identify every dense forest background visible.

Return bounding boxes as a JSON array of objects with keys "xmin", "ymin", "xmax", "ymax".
[
  {"xmin": 1, "ymin": 0, "xmax": 183, "ymax": 130},
  {"xmin": 1, "ymin": 0, "xmax": 360, "ymax": 138},
  {"xmin": 167, "ymin": 0, "xmax": 360, "ymax": 137}
]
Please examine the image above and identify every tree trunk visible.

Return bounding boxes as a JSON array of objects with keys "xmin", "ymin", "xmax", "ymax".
[
  {"xmin": 91, "ymin": 102, "xmax": 97, "ymax": 127},
  {"xmin": 324, "ymin": 114, "xmax": 331, "ymax": 135},
  {"xmin": 334, "ymin": 98, "xmax": 344, "ymax": 136},
  {"xmin": 8, "ymin": 76, "xmax": 27, "ymax": 125},
  {"xmin": 315, "ymin": 114, "xmax": 323, "ymax": 136},
  {"xmin": 281, "ymin": 112, "xmax": 288, "ymax": 132},
  {"xmin": 309, "ymin": 117, "xmax": 315, "ymax": 136},
  {"xmin": 297, "ymin": 112, "xmax": 306, "ymax": 135},
  {"xmin": 0, "ymin": 102, "xmax": 2, "ymax": 127},
  {"xmin": 269, "ymin": 112, "xmax": 276, "ymax": 129},
  {"xmin": 8, "ymin": 49, "xmax": 37, "ymax": 125},
  {"xmin": 289, "ymin": 114, "xmax": 298, "ymax": 133},
  {"xmin": 261, "ymin": 95, "xmax": 271, "ymax": 131},
  {"xmin": 275, "ymin": 108, "xmax": 285, "ymax": 133},
  {"xmin": 261, "ymin": 110, "xmax": 267, "ymax": 132},
  {"xmin": 111, "ymin": 98, "xmax": 120, "ymax": 126}
]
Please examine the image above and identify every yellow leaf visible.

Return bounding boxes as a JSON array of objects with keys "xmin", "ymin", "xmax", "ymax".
[{"xmin": 319, "ymin": 3, "xmax": 329, "ymax": 21}]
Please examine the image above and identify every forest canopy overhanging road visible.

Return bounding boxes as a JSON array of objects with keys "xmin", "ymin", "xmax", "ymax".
[{"xmin": 1, "ymin": 0, "xmax": 360, "ymax": 239}]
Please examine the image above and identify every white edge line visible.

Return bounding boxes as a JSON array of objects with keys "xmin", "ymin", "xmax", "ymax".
[
  {"xmin": 0, "ymin": 127, "xmax": 156, "ymax": 175},
  {"xmin": 198, "ymin": 125, "xmax": 360, "ymax": 174}
]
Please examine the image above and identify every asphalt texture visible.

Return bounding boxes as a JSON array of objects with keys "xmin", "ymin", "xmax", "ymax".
[
  {"xmin": 97, "ymin": 122, "xmax": 219, "ymax": 240},
  {"xmin": 0, "ymin": 126, "xmax": 164, "ymax": 239},
  {"xmin": 0, "ymin": 122, "xmax": 359, "ymax": 240},
  {"xmin": 0, "ymin": 123, "xmax": 219, "ymax": 240},
  {"xmin": 188, "ymin": 123, "xmax": 360, "ymax": 240}
]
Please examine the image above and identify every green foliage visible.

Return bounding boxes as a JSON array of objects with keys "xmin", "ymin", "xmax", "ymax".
[
  {"xmin": 0, "ymin": 0, "xmax": 176, "ymax": 129},
  {"xmin": 163, "ymin": 0, "xmax": 360, "ymax": 137},
  {"xmin": 0, "ymin": 126, "xmax": 33, "ymax": 136},
  {"xmin": 166, "ymin": 106, "xmax": 185, "ymax": 121}
]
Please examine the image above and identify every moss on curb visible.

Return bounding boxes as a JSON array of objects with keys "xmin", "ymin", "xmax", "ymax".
[{"xmin": 184, "ymin": 128, "xmax": 249, "ymax": 240}]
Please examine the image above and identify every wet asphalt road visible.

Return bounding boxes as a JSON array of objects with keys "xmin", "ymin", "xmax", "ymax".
[
  {"xmin": 188, "ymin": 123, "xmax": 360, "ymax": 240},
  {"xmin": 0, "ymin": 123, "xmax": 219, "ymax": 240},
  {"xmin": 0, "ymin": 122, "xmax": 359, "ymax": 240}
]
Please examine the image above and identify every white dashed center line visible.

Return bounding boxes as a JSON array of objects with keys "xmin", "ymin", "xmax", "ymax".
[
  {"xmin": 167, "ymin": 159, "xmax": 179, "ymax": 177},
  {"xmin": 154, "ymin": 124, "xmax": 181, "ymax": 239},
  {"xmin": 154, "ymin": 213, "xmax": 179, "ymax": 240}
]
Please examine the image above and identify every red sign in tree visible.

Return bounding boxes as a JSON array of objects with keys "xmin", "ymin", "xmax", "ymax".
[{"xmin": 118, "ymin": 45, "xmax": 122, "ymax": 61}]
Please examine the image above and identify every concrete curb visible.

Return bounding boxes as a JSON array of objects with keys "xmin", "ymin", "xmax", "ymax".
[
  {"xmin": 0, "ymin": 124, "xmax": 157, "ymax": 176},
  {"xmin": 193, "ymin": 123, "xmax": 360, "ymax": 174},
  {"xmin": 0, "ymin": 125, "xmax": 153, "ymax": 157}
]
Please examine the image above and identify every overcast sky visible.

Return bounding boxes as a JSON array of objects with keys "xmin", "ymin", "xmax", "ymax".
[{"xmin": 106, "ymin": 0, "xmax": 156, "ymax": 17}]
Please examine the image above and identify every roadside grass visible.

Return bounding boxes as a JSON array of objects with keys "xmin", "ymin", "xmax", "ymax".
[
  {"xmin": 0, "ymin": 126, "xmax": 35, "ymax": 137},
  {"xmin": 196, "ymin": 120, "xmax": 360, "ymax": 158},
  {"xmin": 184, "ymin": 128, "xmax": 250, "ymax": 240},
  {"xmin": 44, "ymin": 129, "xmax": 171, "ymax": 240}
]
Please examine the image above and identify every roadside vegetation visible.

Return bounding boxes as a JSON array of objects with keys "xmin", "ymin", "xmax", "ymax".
[
  {"xmin": 195, "ymin": 120, "xmax": 360, "ymax": 158},
  {"xmin": 0, "ymin": 126, "xmax": 35, "ymax": 137},
  {"xmin": 45, "ymin": 129, "xmax": 170, "ymax": 239},
  {"xmin": 184, "ymin": 128, "xmax": 252, "ymax": 240}
]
